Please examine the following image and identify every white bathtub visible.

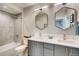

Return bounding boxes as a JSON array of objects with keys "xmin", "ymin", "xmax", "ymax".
[{"xmin": 0, "ymin": 42, "xmax": 20, "ymax": 56}]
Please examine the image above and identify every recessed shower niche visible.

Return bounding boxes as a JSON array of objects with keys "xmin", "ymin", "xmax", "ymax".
[{"xmin": 35, "ymin": 9, "xmax": 48, "ymax": 30}]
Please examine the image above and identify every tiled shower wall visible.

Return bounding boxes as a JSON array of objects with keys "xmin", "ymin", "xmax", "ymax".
[{"xmin": 0, "ymin": 11, "xmax": 15, "ymax": 45}]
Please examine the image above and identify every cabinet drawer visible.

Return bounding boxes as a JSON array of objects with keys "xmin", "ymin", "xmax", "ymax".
[
  {"xmin": 44, "ymin": 48, "xmax": 54, "ymax": 56},
  {"xmin": 43, "ymin": 43, "xmax": 54, "ymax": 56},
  {"xmin": 69, "ymin": 48, "xmax": 79, "ymax": 56},
  {"xmin": 44, "ymin": 43, "xmax": 54, "ymax": 49},
  {"xmin": 28, "ymin": 41, "xmax": 43, "ymax": 56},
  {"xmin": 55, "ymin": 45, "xmax": 66, "ymax": 56}
]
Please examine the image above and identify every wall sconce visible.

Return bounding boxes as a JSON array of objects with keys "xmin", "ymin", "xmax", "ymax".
[{"xmin": 34, "ymin": 5, "xmax": 48, "ymax": 11}]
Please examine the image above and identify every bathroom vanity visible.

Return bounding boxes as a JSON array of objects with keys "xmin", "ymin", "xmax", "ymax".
[
  {"xmin": 28, "ymin": 36, "xmax": 79, "ymax": 56},
  {"xmin": 27, "ymin": 3, "xmax": 79, "ymax": 56}
]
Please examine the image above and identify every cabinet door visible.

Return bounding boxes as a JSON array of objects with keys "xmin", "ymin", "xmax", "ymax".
[
  {"xmin": 55, "ymin": 45, "xmax": 67, "ymax": 56},
  {"xmin": 69, "ymin": 48, "xmax": 79, "ymax": 56},
  {"xmin": 43, "ymin": 43, "xmax": 54, "ymax": 56},
  {"xmin": 28, "ymin": 41, "xmax": 43, "ymax": 56}
]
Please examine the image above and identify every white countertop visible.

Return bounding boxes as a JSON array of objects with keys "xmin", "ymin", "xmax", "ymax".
[{"xmin": 28, "ymin": 37, "xmax": 79, "ymax": 49}]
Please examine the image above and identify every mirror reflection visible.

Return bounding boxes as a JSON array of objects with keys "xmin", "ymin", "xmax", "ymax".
[{"xmin": 55, "ymin": 7, "xmax": 76, "ymax": 30}]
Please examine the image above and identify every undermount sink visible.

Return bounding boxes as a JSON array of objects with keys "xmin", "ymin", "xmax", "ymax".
[
  {"xmin": 58, "ymin": 40, "xmax": 74, "ymax": 44},
  {"xmin": 58, "ymin": 38, "xmax": 79, "ymax": 46}
]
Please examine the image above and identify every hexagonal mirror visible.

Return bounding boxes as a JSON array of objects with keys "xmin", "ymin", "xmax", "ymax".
[
  {"xmin": 55, "ymin": 7, "xmax": 77, "ymax": 30},
  {"xmin": 35, "ymin": 11, "xmax": 48, "ymax": 30}
]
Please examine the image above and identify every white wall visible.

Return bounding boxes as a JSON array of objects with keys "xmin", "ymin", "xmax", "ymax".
[{"xmin": 22, "ymin": 3, "xmax": 79, "ymax": 38}]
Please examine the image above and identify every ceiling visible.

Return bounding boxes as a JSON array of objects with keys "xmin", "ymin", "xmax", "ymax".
[
  {"xmin": 0, "ymin": 3, "xmax": 36, "ymax": 15},
  {"xmin": 0, "ymin": 3, "xmax": 56, "ymax": 15}
]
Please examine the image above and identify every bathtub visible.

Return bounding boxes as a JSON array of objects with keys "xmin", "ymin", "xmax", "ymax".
[{"xmin": 0, "ymin": 42, "xmax": 21, "ymax": 56}]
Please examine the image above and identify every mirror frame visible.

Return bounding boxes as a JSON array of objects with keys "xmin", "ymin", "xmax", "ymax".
[
  {"xmin": 35, "ymin": 12, "xmax": 48, "ymax": 30},
  {"xmin": 55, "ymin": 7, "xmax": 77, "ymax": 30}
]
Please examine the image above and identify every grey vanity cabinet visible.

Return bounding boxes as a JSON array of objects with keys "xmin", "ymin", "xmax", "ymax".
[
  {"xmin": 54, "ymin": 45, "xmax": 67, "ymax": 56},
  {"xmin": 68, "ymin": 48, "xmax": 79, "ymax": 56},
  {"xmin": 28, "ymin": 41, "xmax": 54, "ymax": 56},
  {"xmin": 43, "ymin": 43, "xmax": 54, "ymax": 56},
  {"xmin": 54, "ymin": 45, "xmax": 79, "ymax": 56},
  {"xmin": 28, "ymin": 41, "xmax": 79, "ymax": 56},
  {"xmin": 28, "ymin": 41, "xmax": 43, "ymax": 56}
]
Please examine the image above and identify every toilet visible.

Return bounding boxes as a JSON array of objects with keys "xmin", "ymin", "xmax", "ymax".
[{"xmin": 15, "ymin": 38, "xmax": 28, "ymax": 56}]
